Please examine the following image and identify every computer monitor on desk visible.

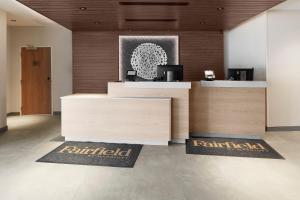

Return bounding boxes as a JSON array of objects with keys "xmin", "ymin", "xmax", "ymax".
[
  {"xmin": 157, "ymin": 65, "xmax": 183, "ymax": 82},
  {"xmin": 228, "ymin": 68, "xmax": 254, "ymax": 81}
]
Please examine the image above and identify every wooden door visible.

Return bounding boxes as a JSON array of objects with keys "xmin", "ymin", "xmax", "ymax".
[{"xmin": 21, "ymin": 47, "xmax": 51, "ymax": 115}]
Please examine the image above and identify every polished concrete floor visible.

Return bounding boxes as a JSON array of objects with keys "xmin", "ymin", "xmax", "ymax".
[{"xmin": 0, "ymin": 115, "xmax": 300, "ymax": 200}]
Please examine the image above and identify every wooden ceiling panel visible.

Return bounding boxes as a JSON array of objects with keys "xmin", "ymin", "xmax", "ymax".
[{"xmin": 17, "ymin": 0, "xmax": 285, "ymax": 31}]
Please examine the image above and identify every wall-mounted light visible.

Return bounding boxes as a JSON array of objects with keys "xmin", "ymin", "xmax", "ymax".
[{"xmin": 79, "ymin": 7, "xmax": 87, "ymax": 10}]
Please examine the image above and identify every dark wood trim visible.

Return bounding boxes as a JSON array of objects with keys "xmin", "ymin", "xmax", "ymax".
[
  {"xmin": 266, "ymin": 126, "xmax": 300, "ymax": 132},
  {"xmin": 0, "ymin": 126, "xmax": 8, "ymax": 134}
]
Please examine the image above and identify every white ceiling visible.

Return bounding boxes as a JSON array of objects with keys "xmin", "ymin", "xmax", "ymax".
[
  {"xmin": 0, "ymin": 0, "xmax": 54, "ymax": 26},
  {"xmin": 272, "ymin": 0, "xmax": 300, "ymax": 10}
]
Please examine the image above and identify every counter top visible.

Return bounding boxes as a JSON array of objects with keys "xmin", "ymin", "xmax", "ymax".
[
  {"xmin": 60, "ymin": 94, "xmax": 171, "ymax": 100},
  {"xmin": 120, "ymin": 81, "xmax": 192, "ymax": 89},
  {"xmin": 200, "ymin": 80, "xmax": 267, "ymax": 88},
  {"xmin": 61, "ymin": 94, "xmax": 108, "ymax": 99}
]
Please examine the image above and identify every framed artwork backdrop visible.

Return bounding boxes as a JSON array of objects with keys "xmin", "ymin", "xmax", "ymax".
[{"xmin": 119, "ymin": 35, "xmax": 179, "ymax": 81}]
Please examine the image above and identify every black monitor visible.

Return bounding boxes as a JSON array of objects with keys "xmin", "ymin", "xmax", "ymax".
[
  {"xmin": 228, "ymin": 68, "xmax": 254, "ymax": 81},
  {"xmin": 157, "ymin": 65, "xmax": 183, "ymax": 82}
]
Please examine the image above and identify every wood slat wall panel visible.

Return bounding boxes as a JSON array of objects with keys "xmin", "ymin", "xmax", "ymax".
[
  {"xmin": 73, "ymin": 32, "xmax": 119, "ymax": 93},
  {"xmin": 17, "ymin": 0, "xmax": 285, "ymax": 31},
  {"xmin": 73, "ymin": 31, "xmax": 224, "ymax": 93}
]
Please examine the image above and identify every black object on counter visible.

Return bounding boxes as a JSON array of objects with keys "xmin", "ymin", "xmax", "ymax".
[
  {"xmin": 157, "ymin": 65, "xmax": 183, "ymax": 82},
  {"xmin": 228, "ymin": 68, "xmax": 254, "ymax": 81}
]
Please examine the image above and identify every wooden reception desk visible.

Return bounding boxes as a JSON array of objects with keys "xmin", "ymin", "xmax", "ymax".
[
  {"xmin": 190, "ymin": 81, "xmax": 267, "ymax": 138},
  {"xmin": 108, "ymin": 82, "xmax": 191, "ymax": 143},
  {"xmin": 60, "ymin": 80, "xmax": 267, "ymax": 145},
  {"xmin": 61, "ymin": 94, "xmax": 171, "ymax": 145}
]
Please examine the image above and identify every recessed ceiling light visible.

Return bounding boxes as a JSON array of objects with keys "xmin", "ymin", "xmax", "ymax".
[
  {"xmin": 79, "ymin": 7, "xmax": 87, "ymax": 10},
  {"xmin": 217, "ymin": 7, "xmax": 224, "ymax": 11},
  {"xmin": 10, "ymin": 19, "xmax": 17, "ymax": 22}
]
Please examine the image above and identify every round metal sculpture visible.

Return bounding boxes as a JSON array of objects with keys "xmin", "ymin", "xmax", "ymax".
[{"xmin": 130, "ymin": 43, "xmax": 167, "ymax": 80}]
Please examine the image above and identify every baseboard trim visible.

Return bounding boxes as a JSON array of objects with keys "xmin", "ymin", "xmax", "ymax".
[
  {"xmin": 171, "ymin": 138, "xmax": 186, "ymax": 144},
  {"xmin": 53, "ymin": 111, "xmax": 61, "ymax": 116},
  {"xmin": 64, "ymin": 136, "xmax": 169, "ymax": 146},
  {"xmin": 7, "ymin": 112, "xmax": 20, "ymax": 116},
  {"xmin": 266, "ymin": 126, "xmax": 300, "ymax": 132},
  {"xmin": 190, "ymin": 132, "xmax": 262, "ymax": 139},
  {"xmin": 0, "ymin": 126, "xmax": 8, "ymax": 134}
]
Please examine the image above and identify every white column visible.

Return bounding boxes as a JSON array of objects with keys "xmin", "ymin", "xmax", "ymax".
[
  {"xmin": 267, "ymin": 11, "xmax": 300, "ymax": 127},
  {"xmin": 0, "ymin": 11, "xmax": 7, "ymax": 131}
]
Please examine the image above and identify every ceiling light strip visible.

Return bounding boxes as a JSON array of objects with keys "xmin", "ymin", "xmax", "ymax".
[
  {"xmin": 119, "ymin": 2, "xmax": 189, "ymax": 6},
  {"xmin": 125, "ymin": 19, "xmax": 177, "ymax": 22}
]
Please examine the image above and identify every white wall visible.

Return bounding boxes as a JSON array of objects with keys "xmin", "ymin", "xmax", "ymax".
[
  {"xmin": 224, "ymin": 13, "xmax": 267, "ymax": 80},
  {"xmin": 0, "ymin": 10, "xmax": 7, "ymax": 128},
  {"xmin": 224, "ymin": 8, "xmax": 300, "ymax": 127},
  {"xmin": 267, "ymin": 10, "xmax": 300, "ymax": 127},
  {"xmin": 7, "ymin": 25, "xmax": 72, "ymax": 113}
]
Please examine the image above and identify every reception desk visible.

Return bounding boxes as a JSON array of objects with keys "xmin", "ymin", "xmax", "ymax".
[
  {"xmin": 190, "ymin": 81, "xmax": 267, "ymax": 138},
  {"xmin": 61, "ymin": 94, "xmax": 171, "ymax": 145},
  {"xmin": 61, "ymin": 80, "xmax": 267, "ymax": 145},
  {"xmin": 108, "ymin": 82, "xmax": 191, "ymax": 143}
]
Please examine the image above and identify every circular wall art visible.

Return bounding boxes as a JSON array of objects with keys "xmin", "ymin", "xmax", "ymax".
[{"xmin": 130, "ymin": 43, "xmax": 167, "ymax": 80}]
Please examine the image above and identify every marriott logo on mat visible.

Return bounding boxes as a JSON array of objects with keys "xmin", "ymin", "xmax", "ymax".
[
  {"xmin": 193, "ymin": 140, "xmax": 268, "ymax": 152},
  {"xmin": 58, "ymin": 146, "xmax": 132, "ymax": 158}
]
